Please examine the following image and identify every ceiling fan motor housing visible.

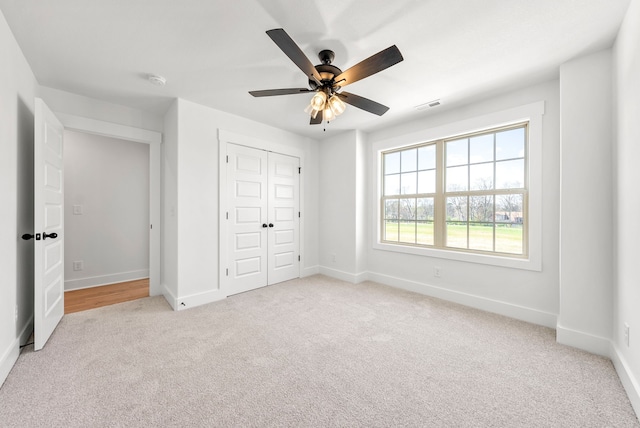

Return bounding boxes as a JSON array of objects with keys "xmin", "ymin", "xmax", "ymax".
[{"xmin": 309, "ymin": 50, "xmax": 342, "ymax": 93}]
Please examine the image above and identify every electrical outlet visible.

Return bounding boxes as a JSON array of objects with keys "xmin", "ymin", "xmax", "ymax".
[
  {"xmin": 624, "ymin": 323, "xmax": 630, "ymax": 347},
  {"xmin": 434, "ymin": 266, "xmax": 441, "ymax": 278},
  {"xmin": 331, "ymin": 253, "xmax": 336, "ymax": 263},
  {"xmin": 73, "ymin": 260, "xmax": 84, "ymax": 271}
]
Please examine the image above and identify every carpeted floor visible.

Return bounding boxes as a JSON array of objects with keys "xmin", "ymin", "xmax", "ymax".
[{"xmin": 1, "ymin": 275, "xmax": 638, "ymax": 427}]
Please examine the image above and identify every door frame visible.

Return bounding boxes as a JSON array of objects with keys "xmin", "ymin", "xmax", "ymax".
[
  {"xmin": 218, "ymin": 129, "xmax": 306, "ymax": 297},
  {"xmin": 56, "ymin": 113, "xmax": 162, "ymax": 296}
]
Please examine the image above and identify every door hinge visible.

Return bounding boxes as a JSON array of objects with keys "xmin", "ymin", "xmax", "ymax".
[
  {"xmin": 226, "ymin": 268, "xmax": 229, "ymax": 276},
  {"xmin": 298, "ymin": 212, "xmax": 300, "ymax": 218},
  {"xmin": 298, "ymin": 167, "xmax": 301, "ymax": 174},
  {"xmin": 226, "ymin": 212, "xmax": 229, "ymax": 220},
  {"xmin": 150, "ymin": 224, "xmax": 153, "ymax": 229},
  {"xmin": 226, "ymin": 155, "xmax": 229, "ymax": 163},
  {"xmin": 298, "ymin": 255, "xmax": 300, "ymax": 262}
]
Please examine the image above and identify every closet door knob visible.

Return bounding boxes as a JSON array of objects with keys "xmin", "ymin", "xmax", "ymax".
[
  {"xmin": 43, "ymin": 232, "xmax": 58, "ymax": 240},
  {"xmin": 262, "ymin": 223, "xmax": 268, "ymax": 228},
  {"xmin": 268, "ymin": 223, "xmax": 274, "ymax": 228}
]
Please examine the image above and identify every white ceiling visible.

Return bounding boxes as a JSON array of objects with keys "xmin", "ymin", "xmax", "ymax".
[{"xmin": 0, "ymin": 0, "xmax": 631, "ymax": 138}]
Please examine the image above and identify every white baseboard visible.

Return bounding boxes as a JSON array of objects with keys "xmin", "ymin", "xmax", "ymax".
[
  {"xmin": 610, "ymin": 343, "xmax": 640, "ymax": 417},
  {"xmin": 319, "ymin": 266, "xmax": 369, "ymax": 284},
  {"xmin": 319, "ymin": 266, "xmax": 556, "ymax": 328},
  {"xmin": 556, "ymin": 325, "xmax": 611, "ymax": 357},
  {"xmin": 0, "ymin": 316, "xmax": 33, "ymax": 389},
  {"xmin": 301, "ymin": 265, "xmax": 320, "ymax": 277},
  {"xmin": 366, "ymin": 270, "xmax": 558, "ymax": 328},
  {"xmin": 64, "ymin": 269, "xmax": 149, "ymax": 291},
  {"xmin": 175, "ymin": 288, "xmax": 225, "ymax": 311},
  {"xmin": 162, "ymin": 283, "xmax": 178, "ymax": 310},
  {"xmin": 161, "ymin": 284, "xmax": 225, "ymax": 312}
]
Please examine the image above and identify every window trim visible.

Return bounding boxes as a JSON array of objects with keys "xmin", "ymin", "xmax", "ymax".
[{"xmin": 371, "ymin": 102, "xmax": 544, "ymax": 271}]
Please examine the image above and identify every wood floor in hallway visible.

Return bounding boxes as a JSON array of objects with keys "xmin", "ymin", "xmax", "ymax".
[{"xmin": 64, "ymin": 278, "xmax": 149, "ymax": 314}]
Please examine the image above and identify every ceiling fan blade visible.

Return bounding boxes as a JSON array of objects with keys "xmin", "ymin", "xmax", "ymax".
[
  {"xmin": 334, "ymin": 45, "xmax": 403, "ymax": 88},
  {"xmin": 249, "ymin": 88, "xmax": 312, "ymax": 97},
  {"xmin": 337, "ymin": 92, "xmax": 390, "ymax": 116},
  {"xmin": 266, "ymin": 29, "xmax": 323, "ymax": 84},
  {"xmin": 310, "ymin": 109, "xmax": 323, "ymax": 125}
]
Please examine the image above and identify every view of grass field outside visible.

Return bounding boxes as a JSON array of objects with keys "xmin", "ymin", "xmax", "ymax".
[{"xmin": 382, "ymin": 124, "xmax": 527, "ymax": 256}]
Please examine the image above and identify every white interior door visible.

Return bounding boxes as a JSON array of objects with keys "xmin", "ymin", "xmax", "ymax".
[
  {"xmin": 267, "ymin": 152, "xmax": 300, "ymax": 285},
  {"xmin": 34, "ymin": 98, "xmax": 65, "ymax": 351},
  {"xmin": 226, "ymin": 144, "xmax": 268, "ymax": 295}
]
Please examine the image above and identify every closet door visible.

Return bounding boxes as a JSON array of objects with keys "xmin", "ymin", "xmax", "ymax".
[
  {"xmin": 267, "ymin": 152, "xmax": 300, "ymax": 285},
  {"xmin": 225, "ymin": 144, "xmax": 300, "ymax": 296},
  {"xmin": 226, "ymin": 144, "xmax": 268, "ymax": 295}
]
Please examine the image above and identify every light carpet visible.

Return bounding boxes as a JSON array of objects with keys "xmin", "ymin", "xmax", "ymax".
[{"xmin": 1, "ymin": 275, "xmax": 638, "ymax": 427}]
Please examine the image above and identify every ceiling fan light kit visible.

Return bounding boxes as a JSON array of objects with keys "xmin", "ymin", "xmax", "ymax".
[
  {"xmin": 249, "ymin": 29, "xmax": 403, "ymax": 126},
  {"xmin": 304, "ymin": 89, "xmax": 346, "ymax": 121}
]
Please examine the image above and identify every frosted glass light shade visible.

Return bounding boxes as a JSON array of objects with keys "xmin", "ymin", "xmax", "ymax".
[
  {"xmin": 324, "ymin": 106, "xmax": 335, "ymax": 121},
  {"xmin": 328, "ymin": 95, "xmax": 346, "ymax": 116},
  {"xmin": 310, "ymin": 91, "xmax": 327, "ymax": 109}
]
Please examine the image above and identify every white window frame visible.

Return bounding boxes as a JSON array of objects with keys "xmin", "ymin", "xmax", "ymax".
[{"xmin": 371, "ymin": 102, "xmax": 544, "ymax": 271}]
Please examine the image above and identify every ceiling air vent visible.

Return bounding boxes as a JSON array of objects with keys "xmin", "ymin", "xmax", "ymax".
[{"xmin": 415, "ymin": 100, "xmax": 441, "ymax": 111}]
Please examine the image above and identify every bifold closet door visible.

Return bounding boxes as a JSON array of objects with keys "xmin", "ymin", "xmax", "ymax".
[{"xmin": 226, "ymin": 144, "xmax": 300, "ymax": 296}]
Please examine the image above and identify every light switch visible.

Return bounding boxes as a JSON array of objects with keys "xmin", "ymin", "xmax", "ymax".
[{"xmin": 73, "ymin": 204, "xmax": 83, "ymax": 215}]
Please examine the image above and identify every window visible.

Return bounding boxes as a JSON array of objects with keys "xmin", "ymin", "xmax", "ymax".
[{"xmin": 381, "ymin": 123, "xmax": 528, "ymax": 258}]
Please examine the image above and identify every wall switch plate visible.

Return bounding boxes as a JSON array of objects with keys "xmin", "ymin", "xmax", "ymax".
[
  {"xmin": 73, "ymin": 261, "xmax": 84, "ymax": 271},
  {"xmin": 72, "ymin": 204, "xmax": 83, "ymax": 215}
]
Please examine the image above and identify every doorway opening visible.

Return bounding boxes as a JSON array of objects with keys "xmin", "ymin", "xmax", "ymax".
[
  {"xmin": 63, "ymin": 130, "xmax": 150, "ymax": 312},
  {"xmin": 57, "ymin": 113, "xmax": 162, "ymax": 297}
]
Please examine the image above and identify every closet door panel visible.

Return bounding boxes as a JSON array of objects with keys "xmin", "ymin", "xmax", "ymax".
[
  {"xmin": 226, "ymin": 144, "xmax": 268, "ymax": 295},
  {"xmin": 267, "ymin": 152, "xmax": 300, "ymax": 285}
]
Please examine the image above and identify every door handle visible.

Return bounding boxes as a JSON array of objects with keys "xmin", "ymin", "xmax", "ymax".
[
  {"xmin": 22, "ymin": 233, "xmax": 41, "ymax": 241},
  {"xmin": 262, "ymin": 223, "xmax": 268, "ymax": 228},
  {"xmin": 268, "ymin": 223, "xmax": 274, "ymax": 228},
  {"xmin": 43, "ymin": 232, "xmax": 58, "ymax": 240}
]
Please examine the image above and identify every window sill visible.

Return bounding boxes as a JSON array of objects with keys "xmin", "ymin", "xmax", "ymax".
[{"xmin": 372, "ymin": 241, "xmax": 541, "ymax": 271}]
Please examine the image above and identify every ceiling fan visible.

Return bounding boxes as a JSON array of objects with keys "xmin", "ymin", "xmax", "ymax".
[{"xmin": 249, "ymin": 29, "xmax": 404, "ymax": 125}]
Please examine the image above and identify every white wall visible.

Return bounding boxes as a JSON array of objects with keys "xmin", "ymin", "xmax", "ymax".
[
  {"xmin": 359, "ymin": 80, "xmax": 561, "ymax": 327},
  {"xmin": 612, "ymin": 0, "xmax": 640, "ymax": 414},
  {"xmin": 0, "ymin": 9, "xmax": 39, "ymax": 386},
  {"xmin": 64, "ymin": 130, "xmax": 150, "ymax": 290},
  {"xmin": 318, "ymin": 129, "xmax": 367, "ymax": 281},
  {"xmin": 319, "ymin": 131, "xmax": 359, "ymax": 280},
  {"xmin": 162, "ymin": 98, "xmax": 320, "ymax": 309},
  {"xmin": 162, "ymin": 101, "xmax": 179, "ymax": 302},
  {"xmin": 355, "ymin": 130, "xmax": 368, "ymax": 275},
  {"xmin": 557, "ymin": 50, "xmax": 613, "ymax": 354}
]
